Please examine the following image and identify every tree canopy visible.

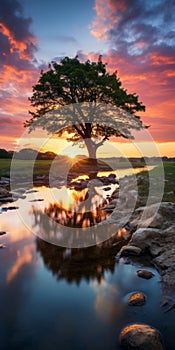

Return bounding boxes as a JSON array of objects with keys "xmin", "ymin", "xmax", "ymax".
[{"xmin": 26, "ymin": 55, "xmax": 146, "ymax": 158}]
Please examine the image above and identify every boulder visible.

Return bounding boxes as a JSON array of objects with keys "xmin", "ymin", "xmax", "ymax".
[
  {"xmin": 130, "ymin": 202, "xmax": 175, "ymax": 229},
  {"xmin": 119, "ymin": 245, "xmax": 142, "ymax": 257},
  {"xmin": 119, "ymin": 323, "xmax": 164, "ymax": 350},
  {"xmin": 128, "ymin": 224, "xmax": 175, "ymax": 288}
]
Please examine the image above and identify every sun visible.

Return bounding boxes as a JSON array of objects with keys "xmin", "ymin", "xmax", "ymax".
[
  {"xmin": 69, "ymin": 153, "xmax": 76, "ymax": 159},
  {"xmin": 67, "ymin": 150, "xmax": 77, "ymax": 159}
]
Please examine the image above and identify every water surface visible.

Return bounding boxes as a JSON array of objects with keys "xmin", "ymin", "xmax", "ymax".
[{"xmin": 0, "ymin": 166, "xmax": 174, "ymax": 349}]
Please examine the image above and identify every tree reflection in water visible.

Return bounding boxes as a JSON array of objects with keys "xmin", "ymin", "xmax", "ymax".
[
  {"xmin": 36, "ymin": 228, "xmax": 130, "ymax": 285},
  {"xmin": 31, "ymin": 178, "xmax": 119, "ymax": 246},
  {"xmin": 34, "ymin": 187, "xmax": 108, "ymax": 228},
  {"xmin": 31, "ymin": 159, "xmax": 121, "ymax": 247}
]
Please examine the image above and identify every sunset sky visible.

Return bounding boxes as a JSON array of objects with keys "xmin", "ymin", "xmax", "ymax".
[{"xmin": 0, "ymin": 0, "xmax": 175, "ymax": 157}]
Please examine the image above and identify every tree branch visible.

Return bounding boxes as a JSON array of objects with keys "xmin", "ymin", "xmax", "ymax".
[
  {"xmin": 96, "ymin": 134, "xmax": 109, "ymax": 148},
  {"xmin": 73, "ymin": 124, "xmax": 85, "ymax": 138}
]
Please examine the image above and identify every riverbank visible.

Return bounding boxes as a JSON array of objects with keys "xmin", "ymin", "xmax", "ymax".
[
  {"xmin": 0, "ymin": 161, "xmax": 175, "ymax": 349},
  {"xmin": 1, "ymin": 161, "xmax": 175, "ymax": 295},
  {"xmin": 102, "ymin": 162, "xmax": 175, "ymax": 299}
]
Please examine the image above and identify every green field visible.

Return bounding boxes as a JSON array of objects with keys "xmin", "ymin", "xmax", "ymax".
[
  {"xmin": 0, "ymin": 159, "xmax": 53, "ymax": 177},
  {"xmin": 137, "ymin": 162, "xmax": 175, "ymax": 204},
  {"xmin": 0, "ymin": 158, "xmax": 145, "ymax": 178},
  {"xmin": 0, "ymin": 159, "xmax": 174, "ymax": 204}
]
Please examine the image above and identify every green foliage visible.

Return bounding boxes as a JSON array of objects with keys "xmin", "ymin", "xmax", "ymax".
[
  {"xmin": 25, "ymin": 55, "xmax": 146, "ymax": 157},
  {"xmin": 0, "ymin": 149, "xmax": 13, "ymax": 159}
]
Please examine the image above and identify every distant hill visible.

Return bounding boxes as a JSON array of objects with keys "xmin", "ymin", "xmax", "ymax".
[
  {"xmin": 0, "ymin": 148, "xmax": 175, "ymax": 162},
  {"xmin": 0, "ymin": 148, "xmax": 58, "ymax": 160},
  {"xmin": 0, "ymin": 149, "xmax": 13, "ymax": 159}
]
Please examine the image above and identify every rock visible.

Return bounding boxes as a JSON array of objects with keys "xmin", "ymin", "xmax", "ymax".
[
  {"xmin": 1, "ymin": 206, "xmax": 19, "ymax": 212},
  {"xmin": 119, "ymin": 245, "xmax": 142, "ymax": 257},
  {"xmin": 0, "ymin": 187, "xmax": 10, "ymax": 197},
  {"xmin": 12, "ymin": 187, "xmax": 26, "ymax": 194},
  {"xmin": 119, "ymin": 323, "xmax": 164, "ymax": 349},
  {"xmin": 137, "ymin": 270, "xmax": 154, "ymax": 279},
  {"xmin": 26, "ymin": 189, "xmax": 38, "ymax": 194},
  {"xmin": 101, "ymin": 208, "xmax": 113, "ymax": 213},
  {"xmin": 0, "ymin": 231, "xmax": 7, "ymax": 236},
  {"xmin": 128, "ymin": 292, "xmax": 146, "ymax": 306},
  {"xmin": 101, "ymin": 203, "xmax": 116, "ymax": 211},
  {"xmin": 109, "ymin": 198, "xmax": 118, "ymax": 205},
  {"xmin": 10, "ymin": 191, "xmax": 26, "ymax": 199},
  {"xmin": 111, "ymin": 188, "xmax": 119, "ymax": 199},
  {"xmin": 108, "ymin": 173, "xmax": 116, "ymax": 179},
  {"xmin": 0, "ymin": 177, "xmax": 10, "ymax": 184},
  {"xmin": 110, "ymin": 178, "xmax": 119, "ymax": 184},
  {"xmin": 164, "ymin": 302, "xmax": 175, "ymax": 313},
  {"xmin": 128, "ymin": 224, "xmax": 175, "ymax": 289},
  {"xmin": 110, "ymin": 208, "xmax": 132, "ymax": 226},
  {"xmin": 0, "ymin": 197, "xmax": 14, "ymax": 203},
  {"xmin": 130, "ymin": 202, "xmax": 175, "ymax": 229},
  {"xmin": 103, "ymin": 187, "xmax": 111, "ymax": 191},
  {"xmin": 0, "ymin": 244, "xmax": 6, "ymax": 249}
]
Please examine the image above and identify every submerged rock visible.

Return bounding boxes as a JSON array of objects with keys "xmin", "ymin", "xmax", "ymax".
[
  {"xmin": 137, "ymin": 269, "xmax": 154, "ymax": 279},
  {"xmin": 128, "ymin": 292, "xmax": 146, "ymax": 306},
  {"xmin": 119, "ymin": 323, "xmax": 164, "ymax": 349}
]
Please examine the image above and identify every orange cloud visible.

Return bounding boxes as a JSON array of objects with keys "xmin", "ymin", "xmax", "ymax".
[
  {"xmin": 0, "ymin": 0, "xmax": 40, "ymax": 147},
  {"xmin": 0, "ymin": 22, "xmax": 36, "ymax": 60},
  {"xmin": 90, "ymin": 0, "xmax": 118, "ymax": 40}
]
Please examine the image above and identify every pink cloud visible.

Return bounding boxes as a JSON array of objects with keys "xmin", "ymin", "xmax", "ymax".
[
  {"xmin": 0, "ymin": 0, "xmax": 40, "ymax": 147},
  {"xmin": 87, "ymin": 0, "xmax": 175, "ymax": 143}
]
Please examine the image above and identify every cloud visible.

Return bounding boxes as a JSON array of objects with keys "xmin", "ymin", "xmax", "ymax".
[
  {"xmin": 0, "ymin": 0, "xmax": 40, "ymax": 144},
  {"xmin": 88, "ymin": 0, "xmax": 175, "ymax": 142},
  {"xmin": 91, "ymin": 0, "xmax": 175, "ymax": 52},
  {"xmin": 0, "ymin": 0, "xmax": 37, "ymax": 61}
]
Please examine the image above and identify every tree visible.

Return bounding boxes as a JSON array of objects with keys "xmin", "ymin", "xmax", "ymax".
[{"xmin": 25, "ymin": 55, "xmax": 146, "ymax": 159}]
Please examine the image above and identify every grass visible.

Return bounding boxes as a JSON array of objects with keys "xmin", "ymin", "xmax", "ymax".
[
  {"xmin": 137, "ymin": 161, "xmax": 175, "ymax": 204},
  {"xmin": 0, "ymin": 159, "xmax": 10, "ymax": 177},
  {"xmin": 0, "ymin": 159, "xmax": 53, "ymax": 177},
  {"xmin": 0, "ymin": 158, "xmax": 146, "ymax": 178},
  {"xmin": 0, "ymin": 159, "xmax": 174, "ymax": 204},
  {"xmin": 0, "ymin": 158, "xmax": 73, "ymax": 178}
]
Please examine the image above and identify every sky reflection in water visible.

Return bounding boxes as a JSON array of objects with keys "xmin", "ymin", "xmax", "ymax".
[{"xmin": 0, "ymin": 169, "xmax": 174, "ymax": 349}]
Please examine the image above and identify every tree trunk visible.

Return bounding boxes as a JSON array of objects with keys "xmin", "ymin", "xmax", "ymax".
[
  {"xmin": 84, "ymin": 139, "xmax": 97, "ymax": 159},
  {"xmin": 84, "ymin": 139, "xmax": 98, "ymax": 179}
]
